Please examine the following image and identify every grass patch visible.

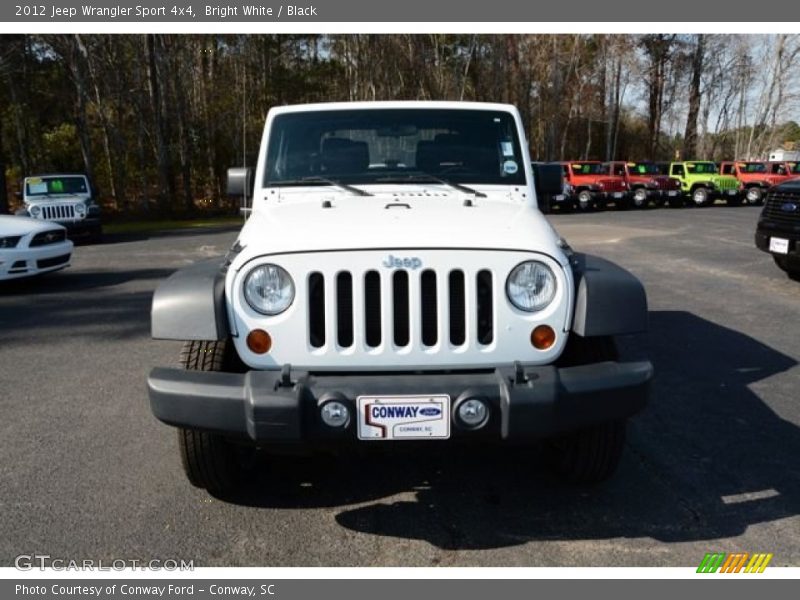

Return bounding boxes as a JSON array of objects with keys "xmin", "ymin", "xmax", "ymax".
[{"xmin": 104, "ymin": 215, "xmax": 243, "ymax": 235}]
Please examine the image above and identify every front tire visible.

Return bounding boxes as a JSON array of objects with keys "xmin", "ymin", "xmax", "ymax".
[
  {"xmin": 548, "ymin": 336, "xmax": 627, "ymax": 484},
  {"xmin": 773, "ymin": 255, "xmax": 800, "ymax": 281},
  {"xmin": 692, "ymin": 186, "xmax": 712, "ymax": 207},
  {"xmin": 632, "ymin": 188, "xmax": 649, "ymax": 209},
  {"xmin": 577, "ymin": 190, "xmax": 594, "ymax": 212},
  {"xmin": 745, "ymin": 186, "xmax": 764, "ymax": 205},
  {"xmin": 549, "ymin": 420, "xmax": 627, "ymax": 484},
  {"xmin": 176, "ymin": 340, "xmax": 246, "ymax": 495}
]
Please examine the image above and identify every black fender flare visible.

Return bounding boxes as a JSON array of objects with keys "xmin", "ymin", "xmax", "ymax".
[
  {"xmin": 151, "ymin": 257, "xmax": 230, "ymax": 341},
  {"xmin": 570, "ymin": 253, "xmax": 648, "ymax": 337}
]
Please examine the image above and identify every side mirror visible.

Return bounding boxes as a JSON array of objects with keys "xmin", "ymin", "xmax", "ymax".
[
  {"xmin": 226, "ymin": 167, "xmax": 252, "ymax": 197},
  {"xmin": 531, "ymin": 163, "xmax": 564, "ymax": 211}
]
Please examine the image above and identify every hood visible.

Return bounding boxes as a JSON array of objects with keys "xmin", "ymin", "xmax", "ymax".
[
  {"xmin": 0, "ymin": 215, "xmax": 65, "ymax": 237},
  {"xmin": 236, "ymin": 190, "xmax": 565, "ymax": 264},
  {"xmin": 25, "ymin": 194, "xmax": 89, "ymax": 205}
]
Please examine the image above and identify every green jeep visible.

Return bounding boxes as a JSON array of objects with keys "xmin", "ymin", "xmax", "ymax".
[{"xmin": 668, "ymin": 161, "xmax": 742, "ymax": 207}]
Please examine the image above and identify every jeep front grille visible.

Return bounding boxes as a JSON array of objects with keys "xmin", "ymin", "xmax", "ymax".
[
  {"xmin": 763, "ymin": 190, "xmax": 800, "ymax": 224},
  {"xmin": 307, "ymin": 268, "xmax": 495, "ymax": 351},
  {"xmin": 40, "ymin": 205, "xmax": 76, "ymax": 220}
]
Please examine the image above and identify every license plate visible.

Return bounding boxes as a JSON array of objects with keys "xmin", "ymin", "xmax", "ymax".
[
  {"xmin": 613, "ymin": 192, "xmax": 623, "ymax": 198},
  {"xmin": 668, "ymin": 191, "xmax": 678, "ymax": 196},
  {"xmin": 727, "ymin": 189, "xmax": 737, "ymax": 195},
  {"xmin": 357, "ymin": 394, "xmax": 450, "ymax": 440},
  {"xmin": 770, "ymin": 237, "xmax": 790, "ymax": 254},
  {"xmin": 554, "ymin": 194, "xmax": 566, "ymax": 202}
]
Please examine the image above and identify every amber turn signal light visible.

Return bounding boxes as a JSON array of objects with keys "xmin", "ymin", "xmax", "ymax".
[
  {"xmin": 530, "ymin": 325, "xmax": 556, "ymax": 350},
  {"xmin": 247, "ymin": 329, "xmax": 272, "ymax": 354}
]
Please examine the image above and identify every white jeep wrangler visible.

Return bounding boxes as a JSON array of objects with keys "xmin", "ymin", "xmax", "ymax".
[
  {"xmin": 148, "ymin": 101, "xmax": 652, "ymax": 494},
  {"xmin": 18, "ymin": 173, "xmax": 102, "ymax": 241}
]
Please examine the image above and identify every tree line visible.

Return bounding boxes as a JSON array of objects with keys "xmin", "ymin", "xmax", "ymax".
[{"xmin": 1, "ymin": 34, "xmax": 799, "ymax": 216}]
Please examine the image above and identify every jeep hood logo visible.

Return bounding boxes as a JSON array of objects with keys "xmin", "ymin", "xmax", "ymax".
[
  {"xmin": 781, "ymin": 202, "xmax": 799, "ymax": 213},
  {"xmin": 383, "ymin": 254, "xmax": 422, "ymax": 269}
]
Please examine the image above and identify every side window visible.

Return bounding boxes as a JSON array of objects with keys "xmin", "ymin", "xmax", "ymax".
[
  {"xmin": 721, "ymin": 164, "xmax": 732, "ymax": 175},
  {"xmin": 612, "ymin": 164, "xmax": 625, "ymax": 176},
  {"xmin": 672, "ymin": 164, "xmax": 684, "ymax": 177}
]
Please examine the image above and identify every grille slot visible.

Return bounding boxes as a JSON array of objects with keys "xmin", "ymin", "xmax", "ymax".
[
  {"xmin": 364, "ymin": 271, "xmax": 382, "ymax": 347},
  {"xmin": 420, "ymin": 269, "xmax": 438, "ymax": 346},
  {"xmin": 393, "ymin": 271, "xmax": 410, "ymax": 347},
  {"xmin": 448, "ymin": 270, "xmax": 466, "ymax": 346},
  {"xmin": 476, "ymin": 270, "xmax": 494, "ymax": 344},
  {"xmin": 308, "ymin": 272, "xmax": 325, "ymax": 348},
  {"xmin": 336, "ymin": 272, "xmax": 353, "ymax": 347}
]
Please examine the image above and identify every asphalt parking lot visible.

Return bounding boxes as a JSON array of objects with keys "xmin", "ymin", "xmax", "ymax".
[{"xmin": 1, "ymin": 205, "xmax": 798, "ymax": 567}]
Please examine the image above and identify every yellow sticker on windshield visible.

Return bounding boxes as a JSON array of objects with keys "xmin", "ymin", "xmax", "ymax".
[{"xmin": 27, "ymin": 177, "xmax": 42, "ymax": 184}]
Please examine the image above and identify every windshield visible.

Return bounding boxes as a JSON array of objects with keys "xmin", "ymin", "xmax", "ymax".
[
  {"xmin": 25, "ymin": 176, "xmax": 88, "ymax": 196},
  {"xmin": 628, "ymin": 162, "xmax": 660, "ymax": 175},
  {"xmin": 570, "ymin": 162, "xmax": 608, "ymax": 175},
  {"xmin": 686, "ymin": 162, "xmax": 718, "ymax": 174},
  {"xmin": 264, "ymin": 109, "xmax": 526, "ymax": 187},
  {"xmin": 739, "ymin": 162, "xmax": 767, "ymax": 173}
]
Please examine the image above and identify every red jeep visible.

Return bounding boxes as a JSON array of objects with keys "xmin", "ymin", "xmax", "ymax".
[
  {"xmin": 559, "ymin": 161, "xmax": 629, "ymax": 211},
  {"xmin": 606, "ymin": 161, "xmax": 682, "ymax": 208},
  {"xmin": 719, "ymin": 161, "xmax": 794, "ymax": 205}
]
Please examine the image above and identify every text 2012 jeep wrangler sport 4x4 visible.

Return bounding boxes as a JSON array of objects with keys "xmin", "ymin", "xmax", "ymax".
[{"xmin": 147, "ymin": 102, "xmax": 653, "ymax": 494}]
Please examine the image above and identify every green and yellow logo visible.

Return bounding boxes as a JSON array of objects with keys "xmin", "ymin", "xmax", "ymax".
[{"xmin": 697, "ymin": 553, "xmax": 773, "ymax": 573}]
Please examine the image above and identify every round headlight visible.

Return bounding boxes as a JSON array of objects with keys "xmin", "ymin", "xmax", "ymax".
[
  {"xmin": 243, "ymin": 264, "xmax": 295, "ymax": 315},
  {"xmin": 74, "ymin": 203, "xmax": 87, "ymax": 217},
  {"xmin": 506, "ymin": 261, "xmax": 557, "ymax": 312},
  {"xmin": 29, "ymin": 205, "xmax": 41, "ymax": 217}
]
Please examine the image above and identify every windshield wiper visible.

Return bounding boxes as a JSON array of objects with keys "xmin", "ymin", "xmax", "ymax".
[
  {"xmin": 376, "ymin": 173, "xmax": 486, "ymax": 198},
  {"xmin": 271, "ymin": 176, "xmax": 372, "ymax": 197}
]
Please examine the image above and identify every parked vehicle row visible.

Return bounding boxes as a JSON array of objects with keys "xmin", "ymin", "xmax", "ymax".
[{"xmin": 542, "ymin": 160, "xmax": 800, "ymax": 212}]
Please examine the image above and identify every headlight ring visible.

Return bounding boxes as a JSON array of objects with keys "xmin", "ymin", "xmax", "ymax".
[
  {"xmin": 243, "ymin": 263, "xmax": 295, "ymax": 315},
  {"xmin": 506, "ymin": 260, "xmax": 557, "ymax": 312}
]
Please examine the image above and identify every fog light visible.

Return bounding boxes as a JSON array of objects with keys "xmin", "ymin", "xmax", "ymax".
[
  {"xmin": 320, "ymin": 401, "xmax": 350, "ymax": 428},
  {"xmin": 531, "ymin": 325, "xmax": 556, "ymax": 350},
  {"xmin": 456, "ymin": 398, "xmax": 489, "ymax": 429},
  {"xmin": 246, "ymin": 329, "xmax": 272, "ymax": 354}
]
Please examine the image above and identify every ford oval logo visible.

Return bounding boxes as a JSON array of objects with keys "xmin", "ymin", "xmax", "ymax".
[
  {"xmin": 418, "ymin": 407, "xmax": 441, "ymax": 417},
  {"xmin": 781, "ymin": 202, "xmax": 799, "ymax": 213}
]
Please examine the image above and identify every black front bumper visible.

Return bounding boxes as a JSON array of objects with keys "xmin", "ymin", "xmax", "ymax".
[
  {"xmin": 756, "ymin": 221, "xmax": 800, "ymax": 261},
  {"xmin": 148, "ymin": 361, "xmax": 653, "ymax": 444}
]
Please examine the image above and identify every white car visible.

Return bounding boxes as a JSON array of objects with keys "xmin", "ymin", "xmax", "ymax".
[
  {"xmin": 0, "ymin": 215, "xmax": 73, "ymax": 281},
  {"xmin": 147, "ymin": 101, "xmax": 653, "ymax": 495}
]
